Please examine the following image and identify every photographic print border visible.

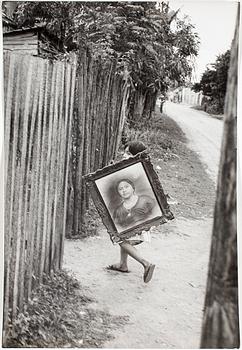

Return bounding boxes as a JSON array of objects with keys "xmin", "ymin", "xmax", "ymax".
[{"xmin": 84, "ymin": 151, "xmax": 174, "ymax": 242}]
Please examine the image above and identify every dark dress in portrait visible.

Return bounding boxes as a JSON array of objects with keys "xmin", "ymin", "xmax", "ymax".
[{"xmin": 113, "ymin": 195, "xmax": 155, "ymax": 229}]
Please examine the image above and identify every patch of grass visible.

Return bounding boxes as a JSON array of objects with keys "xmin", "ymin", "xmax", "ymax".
[
  {"xmin": 191, "ymin": 105, "xmax": 224, "ymax": 120},
  {"xmin": 3, "ymin": 270, "xmax": 129, "ymax": 348}
]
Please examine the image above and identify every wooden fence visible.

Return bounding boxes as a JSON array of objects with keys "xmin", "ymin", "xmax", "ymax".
[
  {"xmin": 3, "ymin": 49, "xmax": 130, "ymax": 335},
  {"xmin": 3, "ymin": 52, "xmax": 77, "ymax": 330},
  {"xmin": 67, "ymin": 51, "xmax": 130, "ymax": 236}
]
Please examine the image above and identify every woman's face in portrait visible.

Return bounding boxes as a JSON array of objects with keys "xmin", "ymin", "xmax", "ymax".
[{"xmin": 117, "ymin": 181, "xmax": 134, "ymax": 199}]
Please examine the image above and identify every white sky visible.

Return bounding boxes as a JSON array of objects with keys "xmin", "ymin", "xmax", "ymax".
[{"xmin": 168, "ymin": 0, "xmax": 238, "ymax": 81}]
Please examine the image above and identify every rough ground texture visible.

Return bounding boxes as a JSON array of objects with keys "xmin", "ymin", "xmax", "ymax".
[
  {"xmin": 5, "ymin": 103, "xmax": 222, "ymax": 348},
  {"xmin": 4, "ymin": 271, "xmax": 129, "ymax": 348}
]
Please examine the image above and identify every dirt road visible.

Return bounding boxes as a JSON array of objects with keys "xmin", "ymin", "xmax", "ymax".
[
  {"xmin": 164, "ymin": 102, "xmax": 223, "ymax": 184},
  {"xmin": 64, "ymin": 104, "xmax": 223, "ymax": 348}
]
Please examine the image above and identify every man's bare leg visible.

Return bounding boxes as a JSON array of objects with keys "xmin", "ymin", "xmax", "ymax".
[
  {"xmin": 108, "ymin": 246, "xmax": 129, "ymax": 271},
  {"xmin": 120, "ymin": 241, "xmax": 155, "ymax": 283},
  {"xmin": 108, "ymin": 241, "xmax": 155, "ymax": 281},
  {"xmin": 120, "ymin": 241, "xmax": 150, "ymax": 269}
]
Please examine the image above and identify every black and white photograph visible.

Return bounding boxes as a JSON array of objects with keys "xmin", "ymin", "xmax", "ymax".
[{"xmin": 0, "ymin": 0, "xmax": 240, "ymax": 348}]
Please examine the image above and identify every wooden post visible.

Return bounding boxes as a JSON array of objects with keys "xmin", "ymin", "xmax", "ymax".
[{"xmin": 200, "ymin": 7, "xmax": 240, "ymax": 348}]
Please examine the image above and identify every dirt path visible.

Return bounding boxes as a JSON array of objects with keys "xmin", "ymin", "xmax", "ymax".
[
  {"xmin": 63, "ymin": 104, "xmax": 223, "ymax": 348},
  {"xmin": 164, "ymin": 102, "xmax": 223, "ymax": 183},
  {"xmin": 64, "ymin": 218, "xmax": 212, "ymax": 348}
]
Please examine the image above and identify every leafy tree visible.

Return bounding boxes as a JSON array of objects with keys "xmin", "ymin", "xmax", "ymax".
[
  {"xmin": 192, "ymin": 50, "xmax": 231, "ymax": 113},
  {"xmin": 12, "ymin": 1, "xmax": 200, "ymax": 121},
  {"xmin": 70, "ymin": 2, "xmax": 199, "ymax": 122}
]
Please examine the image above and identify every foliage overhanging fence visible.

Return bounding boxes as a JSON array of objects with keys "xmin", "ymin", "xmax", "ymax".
[{"xmin": 3, "ymin": 50, "xmax": 129, "ymax": 335}]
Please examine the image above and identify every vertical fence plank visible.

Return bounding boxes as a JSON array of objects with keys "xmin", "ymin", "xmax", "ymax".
[
  {"xmin": 50, "ymin": 62, "xmax": 65, "ymax": 270},
  {"xmin": 33, "ymin": 59, "xmax": 51, "ymax": 285},
  {"xmin": 90, "ymin": 61, "xmax": 101, "ymax": 172},
  {"xmin": 39, "ymin": 62, "xmax": 57, "ymax": 278},
  {"xmin": 44, "ymin": 61, "xmax": 61, "ymax": 274},
  {"xmin": 60, "ymin": 60, "xmax": 77, "ymax": 267},
  {"xmin": 79, "ymin": 51, "xmax": 88, "ymax": 220},
  {"xmin": 3, "ymin": 53, "xmax": 19, "ymax": 331},
  {"xmin": 93, "ymin": 65, "xmax": 106, "ymax": 169},
  {"xmin": 18, "ymin": 56, "xmax": 40, "ymax": 311},
  {"xmin": 73, "ymin": 52, "xmax": 85, "ymax": 234},
  {"xmin": 4, "ymin": 53, "xmax": 16, "ymax": 190},
  {"xmin": 12, "ymin": 56, "xmax": 33, "ymax": 319},
  {"xmin": 25, "ymin": 57, "xmax": 46, "ymax": 300}
]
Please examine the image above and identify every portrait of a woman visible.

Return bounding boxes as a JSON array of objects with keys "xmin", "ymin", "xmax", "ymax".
[{"xmin": 113, "ymin": 178, "xmax": 155, "ymax": 229}]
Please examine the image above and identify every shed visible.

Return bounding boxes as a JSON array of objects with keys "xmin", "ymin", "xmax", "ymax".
[{"xmin": 3, "ymin": 27, "xmax": 64, "ymax": 57}]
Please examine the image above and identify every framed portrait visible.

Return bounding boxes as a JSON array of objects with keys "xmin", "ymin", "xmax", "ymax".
[{"xmin": 84, "ymin": 151, "xmax": 174, "ymax": 242}]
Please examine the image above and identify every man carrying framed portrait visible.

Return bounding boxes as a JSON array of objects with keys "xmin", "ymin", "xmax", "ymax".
[{"xmin": 84, "ymin": 141, "xmax": 174, "ymax": 283}]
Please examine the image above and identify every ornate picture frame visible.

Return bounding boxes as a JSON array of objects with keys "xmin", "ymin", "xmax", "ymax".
[{"xmin": 84, "ymin": 151, "xmax": 174, "ymax": 243}]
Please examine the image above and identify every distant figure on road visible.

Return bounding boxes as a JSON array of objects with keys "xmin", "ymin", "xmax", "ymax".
[{"xmin": 158, "ymin": 94, "xmax": 166, "ymax": 113}]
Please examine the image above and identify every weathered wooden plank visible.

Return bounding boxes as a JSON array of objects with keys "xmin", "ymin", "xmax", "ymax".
[
  {"xmin": 83, "ymin": 55, "xmax": 94, "ymax": 212},
  {"xmin": 39, "ymin": 61, "xmax": 57, "ymax": 278},
  {"xmin": 114, "ymin": 78, "xmax": 130, "ymax": 156},
  {"xmin": 3, "ymin": 52, "xmax": 19, "ymax": 331},
  {"xmin": 78, "ymin": 52, "xmax": 88, "ymax": 221},
  {"xmin": 106, "ymin": 74, "xmax": 116, "ymax": 161},
  {"xmin": 103, "ymin": 62, "xmax": 116, "ymax": 165},
  {"xmin": 25, "ymin": 58, "xmax": 46, "ymax": 300},
  {"xmin": 60, "ymin": 60, "xmax": 77, "ymax": 266},
  {"xmin": 4, "ymin": 41, "xmax": 38, "ymax": 46},
  {"xmin": 3, "ymin": 49, "xmax": 38, "ymax": 55},
  {"xmin": 33, "ymin": 59, "xmax": 52, "ymax": 284},
  {"xmin": 18, "ymin": 56, "xmax": 40, "ymax": 311},
  {"xmin": 4, "ymin": 46, "xmax": 38, "ymax": 51},
  {"xmin": 12, "ymin": 56, "xmax": 33, "ymax": 319},
  {"xmin": 99, "ymin": 65, "xmax": 113, "ymax": 168},
  {"xmin": 4, "ymin": 53, "xmax": 16, "ymax": 189},
  {"xmin": 93, "ymin": 65, "xmax": 106, "ymax": 169},
  {"xmin": 3, "ymin": 32, "xmax": 38, "ymax": 40},
  {"xmin": 62, "ymin": 62, "xmax": 73, "ymax": 239},
  {"xmin": 44, "ymin": 60, "xmax": 62, "ymax": 273},
  {"xmin": 90, "ymin": 61, "xmax": 101, "ymax": 171},
  {"xmin": 50, "ymin": 62, "xmax": 65, "ymax": 271},
  {"xmin": 6, "ymin": 59, "xmax": 24, "ymax": 318},
  {"xmin": 73, "ymin": 52, "xmax": 85, "ymax": 234},
  {"xmin": 88, "ymin": 61, "xmax": 98, "ymax": 173}
]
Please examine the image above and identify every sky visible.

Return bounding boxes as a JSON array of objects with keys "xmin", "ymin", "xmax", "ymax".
[{"xmin": 168, "ymin": 0, "xmax": 238, "ymax": 82}]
